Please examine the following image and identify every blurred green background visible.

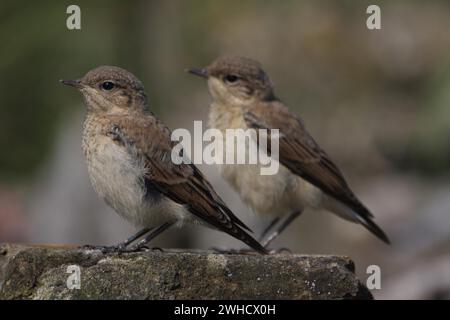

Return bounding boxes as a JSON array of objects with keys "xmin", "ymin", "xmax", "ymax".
[{"xmin": 1, "ymin": 0, "xmax": 450, "ymax": 299}]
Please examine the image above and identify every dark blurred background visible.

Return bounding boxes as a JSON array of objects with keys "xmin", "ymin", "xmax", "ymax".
[{"xmin": 1, "ymin": 0, "xmax": 449, "ymax": 299}]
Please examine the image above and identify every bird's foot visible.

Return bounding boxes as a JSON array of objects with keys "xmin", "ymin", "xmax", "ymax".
[
  {"xmin": 210, "ymin": 247, "xmax": 258, "ymax": 255},
  {"xmin": 266, "ymin": 247, "xmax": 292, "ymax": 254},
  {"xmin": 80, "ymin": 244, "xmax": 106, "ymax": 251},
  {"xmin": 80, "ymin": 244, "xmax": 128, "ymax": 253},
  {"xmin": 126, "ymin": 244, "xmax": 164, "ymax": 253}
]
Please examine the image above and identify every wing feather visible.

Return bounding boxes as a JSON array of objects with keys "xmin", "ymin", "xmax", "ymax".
[{"xmin": 244, "ymin": 102, "xmax": 389, "ymax": 243}]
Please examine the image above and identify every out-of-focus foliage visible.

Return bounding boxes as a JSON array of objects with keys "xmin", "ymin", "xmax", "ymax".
[
  {"xmin": 394, "ymin": 63, "xmax": 450, "ymax": 174},
  {"xmin": 1, "ymin": 0, "xmax": 450, "ymax": 182},
  {"xmin": 0, "ymin": 1, "xmax": 145, "ymax": 182}
]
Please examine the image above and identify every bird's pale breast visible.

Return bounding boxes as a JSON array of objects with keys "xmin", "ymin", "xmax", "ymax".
[
  {"xmin": 81, "ymin": 116, "xmax": 186, "ymax": 227},
  {"xmin": 209, "ymin": 103, "xmax": 324, "ymax": 216}
]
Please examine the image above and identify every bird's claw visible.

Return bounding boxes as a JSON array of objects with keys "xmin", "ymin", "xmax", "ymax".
[
  {"xmin": 267, "ymin": 247, "xmax": 292, "ymax": 254},
  {"xmin": 127, "ymin": 244, "xmax": 164, "ymax": 252},
  {"xmin": 81, "ymin": 244, "xmax": 103, "ymax": 251},
  {"xmin": 80, "ymin": 244, "xmax": 127, "ymax": 253},
  {"xmin": 210, "ymin": 247, "xmax": 258, "ymax": 255}
]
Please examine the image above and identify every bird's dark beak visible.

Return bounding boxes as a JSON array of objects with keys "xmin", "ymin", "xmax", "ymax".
[
  {"xmin": 186, "ymin": 68, "xmax": 209, "ymax": 79},
  {"xmin": 60, "ymin": 79, "xmax": 83, "ymax": 89}
]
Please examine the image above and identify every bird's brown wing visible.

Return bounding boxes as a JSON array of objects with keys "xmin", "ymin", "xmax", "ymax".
[
  {"xmin": 102, "ymin": 113, "xmax": 267, "ymax": 253},
  {"xmin": 243, "ymin": 101, "xmax": 389, "ymax": 243}
]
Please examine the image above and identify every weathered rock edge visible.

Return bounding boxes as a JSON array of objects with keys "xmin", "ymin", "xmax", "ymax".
[{"xmin": 0, "ymin": 243, "xmax": 372, "ymax": 299}]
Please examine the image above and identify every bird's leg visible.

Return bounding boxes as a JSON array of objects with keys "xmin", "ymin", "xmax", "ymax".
[
  {"xmin": 261, "ymin": 210, "xmax": 303, "ymax": 249},
  {"xmin": 129, "ymin": 222, "xmax": 174, "ymax": 251},
  {"xmin": 122, "ymin": 227, "xmax": 152, "ymax": 246},
  {"xmin": 110, "ymin": 227, "xmax": 153, "ymax": 252},
  {"xmin": 81, "ymin": 227, "xmax": 153, "ymax": 253},
  {"xmin": 258, "ymin": 217, "xmax": 281, "ymax": 242}
]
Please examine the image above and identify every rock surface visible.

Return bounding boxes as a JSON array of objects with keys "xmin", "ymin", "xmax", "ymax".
[{"xmin": 0, "ymin": 244, "xmax": 372, "ymax": 299}]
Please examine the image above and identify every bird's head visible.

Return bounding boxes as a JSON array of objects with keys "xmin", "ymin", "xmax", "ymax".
[
  {"xmin": 61, "ymin": 66, "xmax": 148, "ymax": 114},
  {"xmin": 188, "ymin": 55, "xmax": 276, "ymax": 106}
]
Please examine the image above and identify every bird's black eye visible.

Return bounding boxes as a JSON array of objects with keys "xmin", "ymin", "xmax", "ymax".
[
  {"xmin": 101, "ymin": 81, "xmax": 115, "ymax": 91},
  {"xmin": 224, "ymin": 75, "xmax": 239, "ymax": 83}
]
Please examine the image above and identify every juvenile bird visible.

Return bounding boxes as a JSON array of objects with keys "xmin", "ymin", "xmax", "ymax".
[
  {"xmin": 188, "ymin": 55, "xmax": 389, "ymax": 248},
  {"xmin": 61, "ymin": 66, "xmax": 266, "ymax": 254}
]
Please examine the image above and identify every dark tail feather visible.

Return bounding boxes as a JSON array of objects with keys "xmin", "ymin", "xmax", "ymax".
[
  {"xmin": 219, "ymin": 204, "xmax": 253, "ymax": 232},
  {"xmin": 232, "ymin": 226, "xmax": 268, "ymax": 254},
  {"xmin": 355, "ymin": 215, "xmax": 390, "ymax": 244}
]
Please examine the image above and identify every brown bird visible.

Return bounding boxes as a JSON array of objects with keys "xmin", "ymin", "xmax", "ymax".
[
  {"xmin": 60, "ymin": 65, "xmax": 266, "ymax": 254},
  {"xmin": 188, "ymin": 55, "xmax": 390, "ymax": 248}
]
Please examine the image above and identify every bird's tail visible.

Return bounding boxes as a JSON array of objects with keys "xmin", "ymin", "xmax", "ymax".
[
  {"xmin": 191, "ymin": 205, "xmax": 268, "ymax": 254},
  {"xmin": 325, "ymin": 197, "xmax": 390, "ymax": 244},
  {"xmin": 228, "ymin": 225, "xmax": 269, "ymax": 254},
  {"xmin": 214, "ymin": 201, "xmax": 268, "ymax": 254},
  {"xmin": 354, "ymin": 214, "xmax": 390, "ymax": 244}
]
